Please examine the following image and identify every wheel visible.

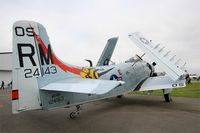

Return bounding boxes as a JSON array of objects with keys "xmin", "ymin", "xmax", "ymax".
[
  {"xmin": 164, "ymin": 93, "xmax": 172, "ymax": 102},
  {"xmin": 117, "ymin": 95, "xmax": 123, "ymax": 98},
  {"xmin": 69, "ymin": 112, "xmax": 76, "ymax": 119}
]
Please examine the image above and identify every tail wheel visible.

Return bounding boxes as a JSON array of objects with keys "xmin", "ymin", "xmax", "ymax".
[
  {"xmin": 69, "ymin": 112, "xmax": 76, "ymax": 119},
  {"xmin": 69, "ymin": 105, "xmax": 82, "ymax": 119}
]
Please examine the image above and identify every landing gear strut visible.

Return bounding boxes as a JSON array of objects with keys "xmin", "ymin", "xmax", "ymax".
[
  {"xmin": 69, "ymin": 105, "xmax": 82, "ymax": 119},
  {"xmin": 163, "ymin": 89, "xmax": 172, "ymax": 102}
]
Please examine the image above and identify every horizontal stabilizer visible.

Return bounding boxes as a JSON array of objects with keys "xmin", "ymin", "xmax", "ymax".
[
  {"xmin": 138, "ymin": 76, "xmax": 186, "ymax": 91},
  {"xmin": 129, "ymin": 32, "xmax": 186, "ymax": 81},
  {"xmin": 39, "ymin": 78, "xmax": 124, "ymax": 95}
]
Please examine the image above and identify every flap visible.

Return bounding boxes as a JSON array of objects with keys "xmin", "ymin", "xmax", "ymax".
[{"xmin": 40, "ymin": 78, "xmax": 124, "ymax": 95}]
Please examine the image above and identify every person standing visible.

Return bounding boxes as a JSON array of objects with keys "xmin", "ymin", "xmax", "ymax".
[{"xmin": 0, "ymin": 81, "xmax": 5, "ymax": 90}]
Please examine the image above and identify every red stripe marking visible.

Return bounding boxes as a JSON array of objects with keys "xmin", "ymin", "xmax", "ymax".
[
  {"xmin": 32, "ymin": 28, "xmax": 81, "ymax": 75},
  {"xmin": 12, "ymin": 90, "xmax": 19, "ymax": 100}
]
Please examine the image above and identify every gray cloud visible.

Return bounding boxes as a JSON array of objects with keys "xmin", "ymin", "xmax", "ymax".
[{"xmin": 0, "ymin": 0, "xmax": 199, "ymax": 74}]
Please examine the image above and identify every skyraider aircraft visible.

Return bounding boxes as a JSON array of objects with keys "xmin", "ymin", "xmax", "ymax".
[{"xmin": 12, "ymin": 21, "xmax": 187, "ymax": 119}]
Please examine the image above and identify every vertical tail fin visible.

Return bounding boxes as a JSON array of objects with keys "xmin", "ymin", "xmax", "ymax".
[{"xmin": 12, "ymin": 21, "xmax": 81, "ymax": 113}]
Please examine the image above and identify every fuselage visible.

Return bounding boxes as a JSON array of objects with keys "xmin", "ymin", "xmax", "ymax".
[
  {"xmin": 41, "ymin": 60, "xmax": 153, "ymax": 109},
  {"xmin": 96, "ymin": 60, "xmax": 152, "ymax": 91}
]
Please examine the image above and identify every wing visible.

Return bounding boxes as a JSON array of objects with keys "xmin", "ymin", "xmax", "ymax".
[
  {"xmin": 136, "ymin": 76, "xmax": 186, "ymax": 91},
  {"xmin": 96, "ymin": 37, "xmax": 118, "ymax": 66},
  {"xmin": 39, "ymin": 77, "xmax": 124, "ymax": 95},
  {"xmin": 129, "ymin": 32, "xmax": 186, "ymax": 81}
]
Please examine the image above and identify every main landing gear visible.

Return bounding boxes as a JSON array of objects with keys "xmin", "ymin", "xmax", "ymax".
[
  {"xmin": 163, "ymin": 89, "xmax": 172, "ymax": 102},
  {"xmin": 164, "ymin": 93, "xmax": 172, "ymax": 102},
  {"xmin": 117, "ymin": 95, "xmax": 123, "ymax": 98},
  {"xmin": 69, "ymin": 105, "xmax": 82, "ymax": 119}
]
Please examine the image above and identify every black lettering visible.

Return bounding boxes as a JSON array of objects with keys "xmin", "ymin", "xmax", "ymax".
[
  {"xmin": 172, "ymin": 84, "xmax": 177, "ymax": 87},
  {"xmin": 33, "ymin": 68, "xmax": 40, "ymax": 77},
  {"xmin": 15, "ymin": 27, "xmax": 25, "ymax": 36},
  {"xmin": 103, "ymin": 59, "xmax": 109, "ymax": 65},
  {"xmin": 179, "ymin": 83, "xmax": 184, "ymax": 86},
  {"xmin": 26, "ymin": 27, "xmax": 34, "ymax": 36},
  {"xmin": 45, "ymin": 67, "xmax": 50, "ymax": 74},
  {"xmin": 140, "ymin": 37, "xmax": 149, "ymax": 44},
  {"xmin": 50, "ymin": 66, "xmax": 57, "ymax": 74},
  {"xmin": 39, "ymin": 44, "xmax": 54, "ymax": 65},
  {"xmin": 24, "ymin": 69, "xmax": 32, "ymax": 78},
  {"xmin": 17, "ymin": 43, "xmax": 36, "ymax": 67},
  {"xmin": 49, "ymin": 93, "xmax": 64, "ymax": 104}
]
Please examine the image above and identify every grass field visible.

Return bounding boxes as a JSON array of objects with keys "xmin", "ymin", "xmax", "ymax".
[{"xmin": 130, "ymin": 82, "xmax": 200, "ymax": 98}]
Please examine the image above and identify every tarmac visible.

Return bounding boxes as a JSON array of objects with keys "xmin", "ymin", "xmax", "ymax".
[{"xmin": 0, "ymin": 89, "xmax": 200, "ymax": 133}]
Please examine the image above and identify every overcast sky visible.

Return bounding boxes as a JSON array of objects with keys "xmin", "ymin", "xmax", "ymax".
[{"xmin": 0, "ymin": 0, "xmax": 199, "ymax": 75}]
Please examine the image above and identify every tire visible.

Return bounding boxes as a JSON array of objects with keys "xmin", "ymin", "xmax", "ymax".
[
  {"xmin": 117, "ymin": 95, "xmax": 123, "ymax": 98},
  {"xmin": 70, "ymin": 112, "xmax": 76, "ymax": 119},
  {"xmin": 164, "ymin": 93, "xmax": 172, "ymax": 102}
]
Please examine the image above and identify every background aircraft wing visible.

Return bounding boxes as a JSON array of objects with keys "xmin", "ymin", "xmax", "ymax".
[
  {"xmin": 129, "ymin": 32, "xmax": 186, "ymax": 81},
  {"xmin": 96, "ymin": 37, "xmax": 118, "ymax": 66},
  {"xmin": 136, "ymin": 76, "xmax": 186, "ymax": 91},
  {"xmin": 39, "ymin": 77, "xmax": 124, "ymax": 95}
]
